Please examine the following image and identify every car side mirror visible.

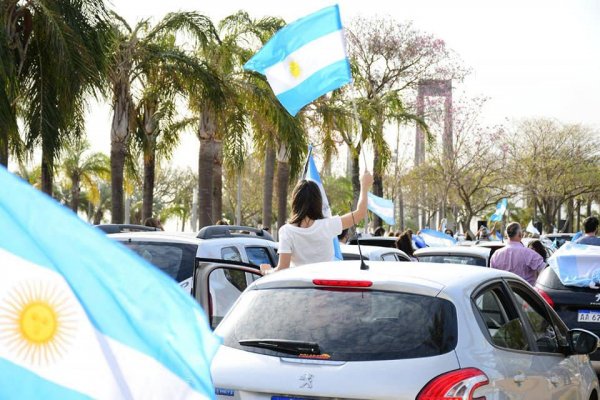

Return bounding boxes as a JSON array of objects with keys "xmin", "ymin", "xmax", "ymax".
[{"xmin": 568, "ymin": 329, "xmax": 600, "ymax": 354}]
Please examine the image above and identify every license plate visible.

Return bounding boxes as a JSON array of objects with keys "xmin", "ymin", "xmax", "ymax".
[{"xmin": 578, "ymin": 310, "xmax": 600, "ymax": 322}]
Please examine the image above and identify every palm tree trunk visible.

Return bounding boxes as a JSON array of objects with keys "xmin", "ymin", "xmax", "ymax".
[
  {"xmin": 212, "ymin": 140, "xmax": 223, "ymax": 223},
  {"xmin": 41, "ymin": 140, "xmax": 53, "ymax": 195},
  {"xmin": 71, "ymin": 175, "xmax": 80, "ymax": 212},
  {"xmin": 262, "ymin": 144, "xmax": 276, "ymax": 230},
  {"xmin": 276, "ymin": 143, "xmax": 290, "ymax": 231},
  {"xmin": 142, "ymin": 141, "xmax": 156, "ymax": 222},
  {"xmin": 110, "ymin": 81, "xmax": 131, "ymax": 224},
  {"xmin": 198, "ymin": 139, "xmax": 214, "ymax": 227},
  {"xmin": 0, "ymin": 132, "xmax": 8, "ymax": 166},
  {"xmin": 372, "ymin": 147, "xmax": 383, "ymax": 228},
  {"xmin": 350, "ymin": 149, "xmax": 360, "ymax": 208}
]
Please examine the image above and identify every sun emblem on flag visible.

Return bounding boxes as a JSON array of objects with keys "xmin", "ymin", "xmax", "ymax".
[
  {"xmin": 0, "ymin": 280, "xmax": 77, "ymax": 365},
  {"xmin": 288, "ymin": 60, "xmax": 302, "ymax": 78}
]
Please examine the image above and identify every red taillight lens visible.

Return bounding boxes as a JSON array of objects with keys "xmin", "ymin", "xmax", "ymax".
[
  {"xmin": 312, "ymin": 279, "xmax": 372, "ymax": 287},
  {"xmin": 535, "ymin": 287, "xmax": 555, "ymax": 308},
  {"xmin": 417, "ymin": 368, "xmax": 488, "ymax": 400}
]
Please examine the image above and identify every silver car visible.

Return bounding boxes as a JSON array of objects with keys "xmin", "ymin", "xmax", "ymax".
[
  {"xmin": 211, "ymin": 262, "xmax": 599, "ymax": 399},
  {"xmin": 415, "ymin": 245, "xmax": 491, "ymax": 267}
]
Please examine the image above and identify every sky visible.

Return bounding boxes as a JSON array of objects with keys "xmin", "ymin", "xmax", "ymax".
[{"xmin": 86, "ymin": 0, "xmax": 600, "ymax": 169}]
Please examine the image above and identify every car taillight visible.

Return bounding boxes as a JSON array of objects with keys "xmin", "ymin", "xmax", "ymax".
[
  {"xmin": 535, "ymin": 287, "xmax": 555, "ymax": 308},
  {"xmin": 312, "ymin": 279, "xmax": 372, "ymax": 287},
  {"xmin": 417, "ymin": 368, "xmax": 488, "ymax": 400}
]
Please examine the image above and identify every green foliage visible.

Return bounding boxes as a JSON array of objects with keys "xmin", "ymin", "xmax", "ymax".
[{"xmin": 322, "ymin": 175, "xmax": 353, "ymax": 217}]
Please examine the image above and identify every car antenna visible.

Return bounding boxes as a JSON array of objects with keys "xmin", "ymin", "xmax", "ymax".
[{"xmin": 349, "ymin": 202, "xmax": 369, "ymax": 271}]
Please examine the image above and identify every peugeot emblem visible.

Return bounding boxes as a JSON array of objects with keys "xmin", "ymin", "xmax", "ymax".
[{"xmin": 299, "ymin": 373, "xmax": 313, "ymax": 389}]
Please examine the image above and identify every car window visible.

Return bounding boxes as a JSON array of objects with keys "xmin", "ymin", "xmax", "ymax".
[
  {"xmin": 208, "ymin": 267, "xmax": 261, "ymax": 328},
  {"xmin": 217, "ymin": 288, "xmax": 458, "ymax": 362},
  {"xmin": 473, "ymin": 286, "xmax": 530, "ymax": 351},
  {"xmin": 221, "ymin": 246, "xmax": 242, "ymax": 262},
  {"xmin": 245, "ymin": 246, "xmax": 273, "ymax": 267},
  {"xmin": 418, "ymin": 255, "xmax": 486, "ymax": 267},
  {"xmin": 121, "ymin": 241, "xmax": 196, "ymax": 282},
  {"xmin": 508, "ymin": 283, "xmax": 563, "ymax": 353},
  {"xmin": 381, "ymin": 253, "xmax": 397, "ymax": 261}
]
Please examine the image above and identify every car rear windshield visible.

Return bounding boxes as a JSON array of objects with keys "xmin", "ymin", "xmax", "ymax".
[
  {"xmin": 217, "ymin": 288, "xmax": 457, "ymax": 361},
  {"xmin": 120, "ymin": 241, "xmax": 196, "ymax": 282},
  {"xmin": 418, "ymin": 255, "xmax": 487, "ymax": 267}
]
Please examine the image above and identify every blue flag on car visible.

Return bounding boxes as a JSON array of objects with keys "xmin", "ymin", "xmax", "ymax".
[
  {"xmin": 0, "ymin": 166, "xmax": 219, "ymax": 399},
  {"xmin": 572, "ymin": 231, "xmax": 583, "ymax": 243},
  {"xmin": 548, "ymin": 242, "xmax": 600, "ymax": 288},
  {"xmin": 367, "ymin": 192, "xmax": 395, "ymax": 226},
  {"xmin": 304, "ymin": 148, "xmax": 343, "ymax": 261},
  {"xmin": 244, "ymin": 5, "xmax": 352, "ymax": 115},
  {"xmin": 489, "ymin": 198, "xmax": 507, "ymax": 222},
  {"xmin": 419, "ymin": 229, "xmax": 457, "ymax": 247}
]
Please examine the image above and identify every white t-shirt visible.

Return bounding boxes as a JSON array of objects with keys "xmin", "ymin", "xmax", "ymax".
[{"xmin": 278, "ymin": 216, "xmax": 343, "ymax": 267}]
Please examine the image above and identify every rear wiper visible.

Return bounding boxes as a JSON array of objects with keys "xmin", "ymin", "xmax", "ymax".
[{"xmin": 239, "ymin": 339, "xmax": 322, "ymax": 355}]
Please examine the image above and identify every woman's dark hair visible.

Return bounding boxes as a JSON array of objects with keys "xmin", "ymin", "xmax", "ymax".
[
  {"xmin": 288, "ymin": 180, "xmax": 324, "ymax": 226},
  {"xmin": 528, "ymin": 240, "xmax": 547, "ymax": 262},
  {"xmin": 395, "ymin": 231, "xmax": 415, "ymax": 257}
]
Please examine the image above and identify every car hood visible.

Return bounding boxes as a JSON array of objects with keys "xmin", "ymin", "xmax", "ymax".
[{"xmin": 211, "ymin": 345, "xmax": 460, "ymax": 399}]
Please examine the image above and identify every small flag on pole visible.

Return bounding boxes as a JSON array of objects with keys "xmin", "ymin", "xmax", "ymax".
[
  {"xmin": 304, "ymin": 147, "xmax": 343, "ymax": 260},
  {"xmin": 489, "ymin": 198, "xmax": 508, "ymax": 222},
  {"xmin": 367, "ymin": 193, "xmax": 395, "ymax": 226},
  {"xmin": 244, "ymin": 5, "xmax": 352, "ymax": 116},
  {"xmin": 0, "ymin": 166, "xmax": 219, "ymax": 399},
  {"xmin": 526, "ymin": 220, "xmax": 540, "ymax": 235}
]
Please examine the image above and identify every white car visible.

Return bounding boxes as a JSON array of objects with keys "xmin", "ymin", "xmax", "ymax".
[
  {"xmin": 211, "ymin": 261, "xmax": 600, "ymax": 399},
  {"xmin": 340, "ymin": 244, "xmax": 412, "ymax": 262}
]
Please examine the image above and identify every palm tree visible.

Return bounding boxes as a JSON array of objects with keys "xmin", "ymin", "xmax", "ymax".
[
  {"xmin": 59, "ymin": 137, "xmax": 110, "ymax": 213},
  {"xmin": 107, "ymin": 11, "xmax": 219, "ymax": 223},
  {"xmin": 3, "ymin": 0, "xmax": 111, "ymax": 194}
]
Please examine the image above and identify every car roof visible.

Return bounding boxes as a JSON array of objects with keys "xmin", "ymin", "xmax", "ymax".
[
  {"xmin": 252, "ymin": 261, "xmax": 517, "ymax": 297},
  {"xmin": 108, "ymin": 231, "xmax": 278, "ymax": 247},
  {"xmin": 414, "ymin": 246, "xmax": 490, "ymax": 258}
]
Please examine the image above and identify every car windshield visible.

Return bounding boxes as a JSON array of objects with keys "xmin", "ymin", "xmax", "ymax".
[
  {"xmin": 217, "ymin": 288, "xmax": 457, "ymax": 362},
  {"xmin": 417, "ymin": 255, "xmax": 487, "ymax": 267},
  {"xmin": 120, "ymin": 241, "xmax": 196, "ymax": 282}
]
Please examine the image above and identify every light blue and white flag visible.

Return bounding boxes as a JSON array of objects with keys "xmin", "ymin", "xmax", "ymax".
[
  {"xmin": 572, "ymin": 231, "xmax": 583, "ymax": 243},
  {"xmin": 244, "ymin": 5, "xmax": 352, "ymax": 116},
  {"xmin": 367, "ymin": 192, "xmax": 395, "ymax": 226},
  {"xmin": 489, "ymin": 198, "xmax": 508, "ymax": 222},
  {"xmin": 0, "ymin": 166, "xmax": 219, "ymax": 399},
  {"xmin": 419, "ymin": 229, "xmax": 457, "ymax": 247},
  {"xmin": 548, "ymin": 242, "xmax": 600, "ymax": 288},
  {"xmin": 304, "ymin": 149, "xmax": 343, "ymax": 260},
  {"xmin": 526, "ymin": 220, "xmax": 540, "ymax": 235}
]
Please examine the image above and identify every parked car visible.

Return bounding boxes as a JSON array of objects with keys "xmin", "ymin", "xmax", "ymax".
[
  {"xmin": 211, "ymin": 261, "xmax": 600, "ymax": 399},
  {"xmin": 96, "ymin": 223, "xmax": 161, "ymax": 234},
  {"xmin": 414, "ymin": 245, "xmax": 491, "ymax": 267},
  {"xmin": 536, "ymin": 260, "xmax": 600, "ymax": 369},
  {"xmin": 340, "ymin": 244, "xmax": 412, "ymax": 262},
  {"xmin": 347, "ymin": 236, "xmax": 397, "ymax": 248}
]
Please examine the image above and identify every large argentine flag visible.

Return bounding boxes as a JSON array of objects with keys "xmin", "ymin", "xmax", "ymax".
[
  {"xmin": 304, "ymin": 149, "xmax": 343, "ymax": 260},
  {"xmin": 489, "ymin": 198, "xmax": 508, "ymax": 222},
  {"xmin": 244, "ymin": 5, "xmax": 352, "ymax": 116},
  {"xmin": 367, "ymin": 192, "xmax": 395, "ymax": 226},
  {"xmin": 548, "ymin": 242, "xmax": 600, "ymax": 288},
  {"xmin": 419, "ymin": 229, "xmax": 457, "ymax": 247},
  {"xmin": 0, "ymin": 166, "xmax": 219, "ymax": 399}
]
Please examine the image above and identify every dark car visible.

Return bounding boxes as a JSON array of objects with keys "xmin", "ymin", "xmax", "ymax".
[{"xmin": 535, "ymin": 267, "xmax": 600, "ymax": 368}]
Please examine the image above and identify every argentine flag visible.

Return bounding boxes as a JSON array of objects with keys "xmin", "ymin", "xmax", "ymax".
[
  {"xmin": 304, "ymin": 148, "xmax": 343, "ymax": 260},
  {"xmin": 244, "ymin": 5, "xmax": 352, "ymax": 116},
  {"xmin": 489, "ymin": 198, "xmax": 508, "ymax": 222},
  {"xmin": 549, "ymin": 243, "xmax": 600, "ymax": 288},
  {"xmin": 367, "ymin": 193, "xmax": 395, "ymax": 226},
  {"xmin": 419, "ymin": 229, "xmax": 457, "ymax": 247},
  {"xmin": 0, "ymin": 166, "xmax": 219, "ymax": 399}
]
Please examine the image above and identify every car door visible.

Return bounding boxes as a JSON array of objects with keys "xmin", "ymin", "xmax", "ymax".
[
  {"xmin": 506, "ymin": 280, "xmax": 584, "ymax": 400},
  {"xmin": 472, "ymin": 283, "xmax": 549, "ymax": 398},
  {"xmin": 193, "ymin": 261, "xmax": 262, "ymax": 329}
]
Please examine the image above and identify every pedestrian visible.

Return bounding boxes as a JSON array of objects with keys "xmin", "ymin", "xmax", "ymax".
[
  {"xmin": 490, "ymin": 222, "xmax": 545, "ymax": 285},
  {"xmin": 395, "ymin": 230, "xmax": 417, "ymax": 261},
  {"xmin": 575, "ymin": 216, "xmax": 600, "ymax": 246},
  {"xmin": 373, "ymin": 226, "xmax": 385, "ymax": 237},
  {"xmin": 527, "ymin": 239, "xmax": 548, "ymax": 265},
  {"xmin": 144, "ymin": 217, "xmax": 164, "ymax": 231},
  {"xmin": 260, "ymin": 171, "xmax": 373, "ymax": 274},
  {"xmin": 444, "ymin": 228, "xmax": 454, "ymax": 238}
]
